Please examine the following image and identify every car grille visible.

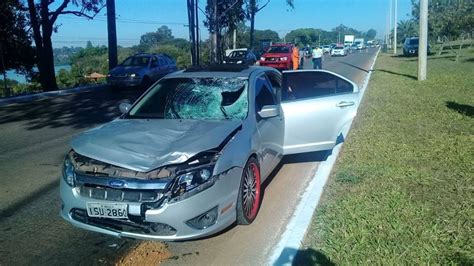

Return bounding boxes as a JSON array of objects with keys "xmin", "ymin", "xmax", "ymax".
[
  {"xmin": 70, "ymin": 208, "xmax": 177, "ymax": 236},
  {"xmin": 78, "ymin": 185, "xmax": 163, "ymax": 203},
  {"xmin": 266, "ymin": 57, "xmax": 279, "ymax": 61}
]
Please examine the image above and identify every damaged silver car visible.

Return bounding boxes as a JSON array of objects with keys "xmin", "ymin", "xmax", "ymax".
[{"xmin": 60, "ymin": 66, "xmax": 359, "ymax": 241}]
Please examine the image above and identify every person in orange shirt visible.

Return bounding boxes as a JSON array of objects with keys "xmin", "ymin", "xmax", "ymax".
[{"xmin": 292, "ymin": 46, "xmax": 299, "ymax": 70}]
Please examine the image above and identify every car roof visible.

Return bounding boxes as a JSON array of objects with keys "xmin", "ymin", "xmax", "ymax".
[{"xmin": 165, "ymin": 65, "xmax": 277, "ymax": 79}]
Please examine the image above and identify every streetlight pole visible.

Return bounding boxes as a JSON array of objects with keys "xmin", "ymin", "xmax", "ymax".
[
  {"xmin": 393, "ymin": 0, "xmax": 397, "ymax": 55},
  {"xmin": 418, "ymin": 0, "xmax": 428, "ymax": 80}
]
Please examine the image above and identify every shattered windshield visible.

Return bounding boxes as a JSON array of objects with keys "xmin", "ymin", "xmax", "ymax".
[{"xmin": 128, "ymin": 77, "xmax": 248, "ymax": 120}]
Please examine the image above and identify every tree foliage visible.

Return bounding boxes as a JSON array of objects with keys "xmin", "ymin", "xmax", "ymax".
[
  {"xmin": 411, "ymin": 0, "xmax": 474, "ymax": 41},
  {"xmin": 204, "ymin": 0, "xmax": 246, "ymax": 62},
  {"xmin": 139, "ymin": 26, "xmax": 174, "ymax": 48},
  {"xmin": 245, "ymin": 0, "xmax": 294, "ymax": 48},
  {"xmin": 0, "ymin": 0, "xmax": 35, "ymax": 74},
  {"xmin": 26, "ymin": 0, "xmax": 105, "ymax": 91},
  {"xmin": 397, "ymin": 19, "xmax": 418, "ymax": 43}
]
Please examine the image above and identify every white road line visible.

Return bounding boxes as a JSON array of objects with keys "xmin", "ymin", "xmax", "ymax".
[{"xmin": 268, "ymin": 48, "xmax": 381, "ymax": 266}]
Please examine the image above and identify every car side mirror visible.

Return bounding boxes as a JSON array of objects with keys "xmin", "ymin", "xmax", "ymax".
[
  {"xmin": 119, "ymin": 102, "xmax": 132, "ymax": 114},
  {"xmin": 258, "ymin": 105, "xmax": 279, "ymax": 118}
]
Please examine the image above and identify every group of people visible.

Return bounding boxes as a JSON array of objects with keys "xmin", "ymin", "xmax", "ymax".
[{"xmin": 291, "ymin": 45, "xmax": 324, "ymax": 70}]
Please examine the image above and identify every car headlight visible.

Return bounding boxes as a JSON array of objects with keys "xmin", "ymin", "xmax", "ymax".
[
  {"xmin": 170, "ymin": 164, "xmax": 216, "ymax": 202},
  {"xmin": 128, "ymin": 73, "xmax": 137, "ymax": 78},
  {"xmin": 62, "ymin": 152, "xmax": 76, "ymax": 187},
  {"xmin": 223, "ymin": 60, "xmax": 227, "ymax": 63},
  {"xmin": 280, "ymin": 56, "xmax": 288, "ymax": 61},
  {"xmin": 260, "ymin": 57, "xmax": 265, "ymax": 61},
  {"xmin": 236, "ymin": 60, "xmax": 243, "ymax": 64}
]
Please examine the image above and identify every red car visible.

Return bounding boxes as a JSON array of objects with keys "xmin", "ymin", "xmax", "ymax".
[{"xmin": 259, "ymin": 43, "xmax": 294, "ymax": 71}]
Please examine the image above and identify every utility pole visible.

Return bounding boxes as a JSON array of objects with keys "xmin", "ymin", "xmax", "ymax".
[
  {"xmin": 106, "ymin": 0, "xmax": 118, "ymax": 70},
  {"xmin": 393, "ymin": 0, "xmax": 398, "ymax": 54},
  {"xmin": 418, "ymin": 0, "xmax": 428, "ymax": 80},
  {"xmin": 195, "ymin": 0, "xmax": 200, "ymax": 65},
  {"xmin": 389, "ymin": 0, "xmax": 392, "ymax": 48},
  {"xmin": 187, "ymin": 0, "xmax": 196, "ymax": 65}
]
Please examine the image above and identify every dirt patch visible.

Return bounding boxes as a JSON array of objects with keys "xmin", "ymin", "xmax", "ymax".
[{"xmin": 116, "ymin": 241, "xmax": 172, "ymax": 265}]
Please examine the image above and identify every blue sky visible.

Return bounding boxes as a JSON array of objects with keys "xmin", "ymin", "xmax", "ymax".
[{"xmin": 52, "ymin": 0, "xmax": 413, "ymax": 48}]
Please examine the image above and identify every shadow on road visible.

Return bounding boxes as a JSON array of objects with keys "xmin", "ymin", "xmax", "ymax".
[{"xmin": 0, "ymin": 87, "xmax": 144, "ymax": 130}]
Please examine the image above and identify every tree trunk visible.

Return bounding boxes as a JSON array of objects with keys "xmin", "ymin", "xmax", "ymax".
[
  {"xmin": 40, "ymin": 25, "xmax": 58, "ymax": 91},
  {"xmin": 0, "ymin": 42, "xmax": 10, "ymax": 97},
  {"xmin": 249, "ymin": 8, "xmax": 255, "ymax": 50}
]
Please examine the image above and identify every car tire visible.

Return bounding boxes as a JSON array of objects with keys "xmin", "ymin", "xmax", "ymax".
[{"xmin": 236, "ymin": 157, "xmax": 261, "ymax": 225}]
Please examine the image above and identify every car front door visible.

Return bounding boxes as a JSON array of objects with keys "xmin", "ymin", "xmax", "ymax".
[
  {"xmin": 254, "ymin": 73, "xmax": 284, "ymax": 178},
  {"xmin": 281, "ymin": 70, "xmax": 359, "ymax": 155}
]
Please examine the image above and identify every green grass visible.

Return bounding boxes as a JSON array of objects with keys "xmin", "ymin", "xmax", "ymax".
[{"xmin": 296, "ymin": 49, "xmax": 474, "ymax": 265}]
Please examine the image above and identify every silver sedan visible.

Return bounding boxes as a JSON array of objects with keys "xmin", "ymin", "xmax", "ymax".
[{"xmin": 60, "ymin": 66, "xmax": 358, "ymax": 241}]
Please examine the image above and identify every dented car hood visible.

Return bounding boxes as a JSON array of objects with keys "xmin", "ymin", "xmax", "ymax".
[{"xmin": 70, "ymin": 119, "xmax": 241, "ymax": 172}]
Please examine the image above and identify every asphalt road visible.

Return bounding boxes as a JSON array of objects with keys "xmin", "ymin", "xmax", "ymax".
[{"xmin": 0, "ymin": 47, "xmax": 378, "ymax": 265}]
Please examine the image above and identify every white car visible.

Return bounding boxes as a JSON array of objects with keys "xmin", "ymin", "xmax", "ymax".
[
  {"xmin": 331, "ymin": 46, "xmax": 347, "ymax": 56},
  {"xmin": 322, "ymin": 45, "xmax": 331, "ymax": 54}
]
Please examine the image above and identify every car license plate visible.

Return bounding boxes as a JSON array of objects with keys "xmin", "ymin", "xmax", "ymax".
[{"xmin": 86, "ymin": 202, "xmax": 128, "ymax": 218}]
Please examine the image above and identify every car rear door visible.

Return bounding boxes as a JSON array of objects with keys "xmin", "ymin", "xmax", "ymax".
[{"xmin": 281, "ymin": 70, "xmax": 359, "ymax": 155}]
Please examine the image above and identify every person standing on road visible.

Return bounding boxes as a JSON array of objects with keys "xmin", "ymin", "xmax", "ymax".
[
  {"xmin": 292, "ymin": 46, "xmax": 299, "ymax": 70},
  {"xmin": 298, "ymin": 46, "xmax": 305, "ymax": 69},
  {"xmin": 312, "ymin": 46, "xmax": 323, "ymax": 69}
]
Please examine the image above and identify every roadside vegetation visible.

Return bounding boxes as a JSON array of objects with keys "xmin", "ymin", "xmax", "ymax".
[{"xmin": 296, "ymin": 49, "xmax": 473, "ymax": 264}]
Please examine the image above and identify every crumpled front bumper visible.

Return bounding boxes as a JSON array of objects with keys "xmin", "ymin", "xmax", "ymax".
[{"xmin": 60, "ymin": 167, "xmax": 242, "ymax": 241}]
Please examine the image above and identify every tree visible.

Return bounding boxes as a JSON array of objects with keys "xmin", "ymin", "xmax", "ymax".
[
  {"xmin": 139, "ymin": 26, "xmax": 174, "ymax": 49},
  {"xmin": 245, "ymin": 0, "xmax": 294, "ymax": 49},
  {"xmin": 397, "ymin": 19, "xmax": 417, "ymax": 43},
  {"xmin": 366, "ymin": 29, "xmax": 377, "ymax": 40},
  {"xmin": 204, "ymin": 0, "xmax": 246, "ymax": 63},
  {"xmin": 411, "ymin": 0, "xmax": 474, "ymax": 41},
  {"xmin": 26, "ymin": 0, "xmax": 105, "ymax": 91},
  {"xmin": 0, "ymin": 0, "xmax": 35, "ymax": 96}
]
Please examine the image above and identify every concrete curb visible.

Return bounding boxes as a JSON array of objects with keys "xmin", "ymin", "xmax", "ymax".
[
  {"xmin": 0, "ymin": 84, "xmax": 107, "ymax": 107},
  {"xmin": 268, "ymin": 47, "xmax": 381, "ymax": 266}
]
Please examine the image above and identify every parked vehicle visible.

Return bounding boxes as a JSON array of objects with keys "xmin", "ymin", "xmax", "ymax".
[
  {"xmin": 107, "ymin": 53, "xmax": 177, "ymax": 89},
  {"xmin": 331, "ymin": 46, "xmax": 347, "ymax": 56},
  {"xmin": 223, "ymin": 50, "xmax": 257, "ymax": 66},
  {"xmin": 60, "ymin": 65, "xmax": 359, "ymax": 241},
  {"xmin": 403, "ymin": 37, "xmax": 430, "ymax": 56},
  {"xmin": 259, "ymin": 43, "xmax": 294, "ymax": 70}
]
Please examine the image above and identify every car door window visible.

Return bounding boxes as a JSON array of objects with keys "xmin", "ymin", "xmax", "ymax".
[
  {"xmin": 266, "ymin": 72, "xmax": 282, "ymax": 103},
  {"xmin": 282, "ymin": 71, "xmax": 353, "ymax": 101},
  {"xmin": 150, "ymin": 56, "xmax": 158, "ymax": 68},
  {"xmin": 255, "ymin": 75, "xmax": 276, "ymax": 112},
  {"xmin": 158, "ymin": 57, "xmax": 167, "ymax": 68}
]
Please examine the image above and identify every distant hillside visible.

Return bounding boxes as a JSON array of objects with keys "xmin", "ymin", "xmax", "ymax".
[{"xmin": 54, "ymin": 47, "xmax": 83, "ymax": 65}]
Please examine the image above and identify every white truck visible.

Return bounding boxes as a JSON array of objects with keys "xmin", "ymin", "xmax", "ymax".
[
  {"xmin": 344, "ymin": 35, "xmax": 354, "ymax": 46},
  {"xmin": 354, "ymin": 38, "xmax": 366, "ymax": 50}
]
